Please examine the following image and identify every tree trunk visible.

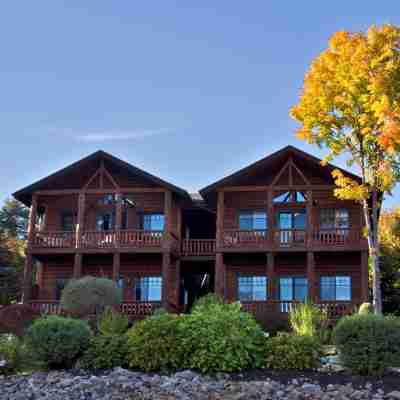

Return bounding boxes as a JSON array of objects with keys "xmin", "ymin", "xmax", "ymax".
[{"xmin": 362, "ymin": 192, "xmax": 382, "ymax": 314}]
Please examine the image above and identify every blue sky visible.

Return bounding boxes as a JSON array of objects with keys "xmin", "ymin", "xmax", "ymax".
[{"xmin": 1, "ymin": 2, "xmax": 400, "ymax": 208}]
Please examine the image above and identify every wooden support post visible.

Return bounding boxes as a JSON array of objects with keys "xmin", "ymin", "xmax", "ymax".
[
  {"xmin": 267, "ymin": 189, "xmax": 274, "ymax": 244},
  {"xmin": 175, "ymin": 259, "xmax": 181, "ymax": 310},
  {"xmin": 307, "ymin": 251, "xmax": 317, "ymax": 302},
  {"xmin": 306, "ymin": 190, "xmax": 313, "ymax": 247},
  {"xmin": 36, "ymin": 261, "xmax": 44, "ymax": 291},
  {"xmin": 164, "ymin": 191, "xmax": 172, "ymax": 250},
  {"xmin": 215, "ymin": 253, "xmax": 226, "ymax": 298},
  {"xmin": 361, "ymin": 251, "xmax": 369, "ymax": 302},
  {"xmin": 73, "ymin": 253, "xmax": 83, "ymax": 279},
  {"xmin": 162, "ymin": 252, "xmax": 171, "ymax": 309},
  {"xmin": 27, "ymin": 194, "xmax": 38, "ymax": 249},
  {"xmin": 115, "ymin": 192, "xmax": 122, "ymax": 247},
  {"xmin": 216, "ymin": 191, "xmax": 224, "ymax": 249},
  {"xmin": 22, "ymin": 253, "xmax": 33, "ymax": 303},
  {"xmin": 177, "ymin": 205, "xmax": 182, "ymax": 240},
  {"xmin": 113, "ymin": 252, "xmax": 120, "ymax": 282},
  {"xmin": 76, "ymin": 193, "xmax": 85, "ymax": 248},
  {"xmin": 267, "ymin": 252, "xmax": 275, "ymax": 300}
]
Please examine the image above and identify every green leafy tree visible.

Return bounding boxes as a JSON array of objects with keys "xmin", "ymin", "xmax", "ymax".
[
  {"xmin": 291, "ymin": 25, "xmax": 400, "ymax": 313},
  {"xmin": 0, "ymin": 198, "xmax": 29, "ymax": 239}
]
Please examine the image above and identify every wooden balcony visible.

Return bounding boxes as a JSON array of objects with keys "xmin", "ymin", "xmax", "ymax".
[
  {"xmin": 31, "ymin": 229, "xmax": 166, "ymax": 253},
  {"xmin": 29, "ymin": 300, "xmax": 161, "ymax": 320},
  {"xmin": 221, "ymin": 228, "xmax": 366, "ymax": 251},
  {"xmin": 181, "ymin": 239, "xmax": 216, "ymax": 256}
]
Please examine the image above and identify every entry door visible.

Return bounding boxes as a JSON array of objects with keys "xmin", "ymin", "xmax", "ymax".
[{"xmin": 278, "ymin": 211, "xmax": 306, "ymax": 245}]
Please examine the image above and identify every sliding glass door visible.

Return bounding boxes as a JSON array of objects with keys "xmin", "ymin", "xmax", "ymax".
[{"xmin": 277, "ymin": 210, "xmax": 306, "ymax": 245}]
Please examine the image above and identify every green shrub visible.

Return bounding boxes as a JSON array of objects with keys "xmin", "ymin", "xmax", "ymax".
[
  {"xmin": 264, "ymin": 333, "xmax": 322, "ymax": 370},
  {"xmin": 191, "ymin": 293, "xmax": 224, "ymax": 312},
  {"xmin": 334, "ymin": 314, "xmax": 400, "ymax": 376},
  {"xmin": 358, "ymin": 302, "xmax": 373, "ymax": 315},
  {"xmin": 61, "ymin": 276, "xmax": 122, "ymax": 317},
  {"xmin": 289, "ymin": 301, "xmax": 327, "ymax": 337},
  {"xmin": 0, "ymin": 334, "xmax": 21, "ymax": 375},
  {"xmin": 98, "ymin": 307, "xmax": 129, "ymax": 335},
  {"xmin": 80, "ymin": 334, "xmax": 128, "ymax": 370},
  {"xmin": 26, "ymin": 316, "xmax": 92, "ymax": 369},
  {"xmin": 126, "ymin": 312, "xmax": 183, "ymax": 372},
  {"xmin": 181, "ymin": 301, "xmax": 265, "ymax": 373}
]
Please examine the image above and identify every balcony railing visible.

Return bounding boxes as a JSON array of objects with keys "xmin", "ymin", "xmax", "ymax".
[
  {"xmin": 312, "ymin": 228, "xmax": 361, "ymax": 247},
  {"xmin": 222, "ymin": 229, "xmax": 269, "ymax": 248},
  {"xmin": 241, "ymin": 300, "xmax": 360, "ymax": 320},
  {"xmin": 32, "ymin": 231, "xmax": 75, "ymax": 248},
  {"xmin": 181, "ymin": 239, "xmax": 216, "ymax": 256},
  {"xmin": 29, "ymin": 300, "xmax": 161, "ymax": 319}
]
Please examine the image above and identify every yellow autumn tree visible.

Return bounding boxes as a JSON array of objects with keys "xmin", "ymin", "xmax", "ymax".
[{"xmin": 291, "ymin": 25, "xmax": 400, "ymax": 314}]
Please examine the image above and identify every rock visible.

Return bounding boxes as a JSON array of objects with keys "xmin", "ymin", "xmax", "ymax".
[{"xmin": 387, "ymin": 391, "xmax": 400, "ymax": 400}]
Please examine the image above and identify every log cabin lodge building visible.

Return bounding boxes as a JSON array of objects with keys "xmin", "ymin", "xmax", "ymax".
[{"xmin": 14, "ymin": 146, "xmax": 369, "ymax": 327}]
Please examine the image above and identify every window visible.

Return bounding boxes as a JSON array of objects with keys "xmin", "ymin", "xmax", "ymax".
[
  {"xmin": 239, "ymin": 211, "xmax": 267, "ymax": 230},
  {"xmin": 320, "ymin": 276, "xmax": 351, "ymax": 301},
  {"xmin": 61, "ymin": 213, "xmax": 74, "ymax": 231},
  {"xmin": 237, "ymin": 275, "xmax": 267, "ymax": 301},
  {"xmin": 98, "ymin": 194, "xmax": 116, "ymax": 205},
  {"xmin": 55, "ymin": 279, "xmax": 68, "ymax": 300},
  {"xmin": 320, "ymin": 209, "xmax": 349, "ymax": 230},
  {"xmin": 279, "ymin": 277, "xmax": 308, "ymax": 301},
  {"xmin": 96, "ymin": 213, "xmax": 115, "ymax": 231},
  {"xmin": 273, "ymin": 191, "xmax": 306, "ymax": 203},
  {"xmin": 142, "ymin": 213, "xmax": 165, "ymax": 231},
  {"xmin": 136, "ymin": 276, "xmax": 162, "ymax": 301}
]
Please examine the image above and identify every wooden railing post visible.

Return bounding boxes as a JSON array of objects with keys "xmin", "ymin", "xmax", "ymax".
[
  {"xmin": 162, "ymin": 252, "xmax": 171, "ymax": 309},
  {"xmin": 267, "ymin": 189, "xmax": 274, "ymax": 246},
  {"xmin": 115, "ymin": 192, "xmax": 122, "ymax": 247}
]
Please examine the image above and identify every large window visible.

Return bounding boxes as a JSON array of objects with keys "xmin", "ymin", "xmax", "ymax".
[
  {"xmin": 136, "ymin": 276, "xmax": 162, "ymax": 301},
  {"xmin": 61, "ymin": 213, "xmax": 74, "ymax": 231},
  {"xmin": 279, "ymin": 277, "xmax": 308, "ymax": 302},
  {"xmin": 239, "ymin": 211, "xmax": 267, "ymax": 230},
  {"xmin": 320, "ymin": 209, "xmax": 349, "ymax": 230},
  {"xmin": 237, "ymin": 275, "xmax": 267, "ymax": 301},
  {"xmin": 142, "ymin": 213, "xmax": 165, "ymax": 231},
  {"xmin": 320, "ymin": 276, "xmax": 351, "ymax": 301}
]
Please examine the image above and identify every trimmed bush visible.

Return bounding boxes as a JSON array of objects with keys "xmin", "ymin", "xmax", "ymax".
[
  {"xmin": 0, "ymin": 334, "xmax": 21, "ymax": 375},
  {"xmin": 264, "ymin": 333, "xmax": 322, "ymax": 370},
  {"xmin": 98, "ymin": 307, "xmax": 129, "ymax": 335},
  {"xmin": 181, "ymin": 301, "xmax": 265, "ymax": 373},
  {"xmin": 289, "ymin": 301, "xmax": 327, "ymax": 337},
  {"xmin": 334, "ymin": 314, "xmax": 400, "ymax": 376},
  {"xmin": 61, "ymin": 276, "xmax": 122, "ymax": 317},
  {"xmin": 192, "ymin": 293, "xmax": 224, "ymax": 311},
  {"xmin": 126, "ymin": 312, "xmax": 183, "ymax": 372},
  {"xmin": 358, "ymin": 302, "xmax": 373, "ymax": 315},
  {"xmin": 80, "ymin": 334, "xmax": 129, "ymax": 370},
  {"xmin": 0, "ymin": 304, "xmax": 39, "ymax": 336},
  {"xmin": 26, "ymin": 316, "xmax": 91, "ymax": 368}
]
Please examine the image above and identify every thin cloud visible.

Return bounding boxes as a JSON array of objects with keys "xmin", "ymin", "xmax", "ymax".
[{"xmin": 75, "ymin": 128, "xmax": 171, "ymax": 142}]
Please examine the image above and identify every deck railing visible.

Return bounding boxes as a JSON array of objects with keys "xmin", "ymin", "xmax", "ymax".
[
  {"xmin": 119, "ymin": 230, "xmax": 164, "ymax": 248},
  {"xmin": 29, "ymin": 300, "xmax": 161, "ymax": 319},
  {"xmin": 312, "ymin": 228, "xmax": 361, "ymax": 247},
  {"xmin": 181, "ymin": 239, "xmax": 216, "ymax": 256},
  {"xmin": 240, "ymin": 300, "xmax": 359, "ymax": 320},
  {"xmin": 274, "ymin": 229, "xmax": 307, "ymax": 247},
  {"xmin": 32, "ymin": 231, "xmax": 75, "ymax": 248},
  {"xmin": 222, "ymin": 229, "xmax": 269, "ymax": 248}
]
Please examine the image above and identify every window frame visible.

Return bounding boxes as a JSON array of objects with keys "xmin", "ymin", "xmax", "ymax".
[
  {"xmin": 278, "ymin": 276, "xmax": 309, "ymax": 302},
  {"xmin": 237, "ymin": 274, "xmax": 268, "ymax": 301},
  {"xmin": 320, "ymin": 208, "xmax": 349, "ymax": 230},
  {"xmin": 135, "ymin": 275, "xmax": 163, "ymax": 302},
  {"xmin": 140, "ymin": 212, "xmax": 165, "ymax": 232},
  {"xmin": 237, "ymin": 210, "xmax": 268, "ymax": 231},
  {"xmin": 320, "ymin": 275, "xmax": 352, "ymax": 301}
]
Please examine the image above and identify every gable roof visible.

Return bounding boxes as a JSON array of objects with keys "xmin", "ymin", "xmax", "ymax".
[
  {"xmin": 199, "ymin": 145, "xmax": 362, "ymax": 197},
  {"xmin": 13, "ymin": 150, "xmax": 190, "ymax": 206}
]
